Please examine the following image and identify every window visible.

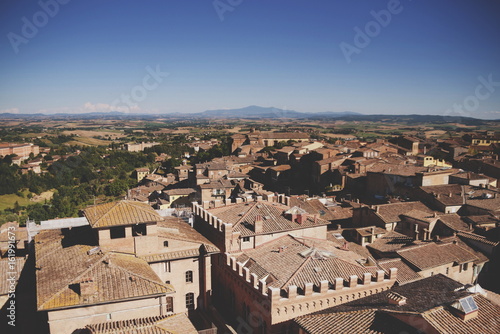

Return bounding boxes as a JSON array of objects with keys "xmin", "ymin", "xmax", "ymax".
[
  {"xmin": 186, "ymin": 270, "xmax": 193, "ymax": 283},
  {"xmin": 132, "ymin": 223, "xmax": 147, "ymax": 236},
  {"xmin": 446, "ymin": 267, "xmax": 449, "ymax": 275},
  {"xmin": 106, "ymin": 313, "xmax": 112, "ymax": 321},
  {"xmin": 165, "ymin": 280, "xmax": 170, "ymax": 284},
  {"xmin": 163, "ymin": 240, "xmax": 169, "ymax": 247},
  {"xmin": 163, "ymin": 261, "xmax": 171, "ymax": 273},
  {"xmin": 242, "ymin": 236, "xmax": 250, "ymax": 242},
  {"xmin": 186, "ymin": 293, "xmax": 195, "ymax": 310},
  {"xmin": 463, "ymin": 263, "xmax": 469, "ymax": 271},
  {"xmin": 166, "ymin": 297, "xmax": 174, "ymax": 313},
  {"xmin": 110, "ymin": 226, "xmax": 126, "ymax": 239}
]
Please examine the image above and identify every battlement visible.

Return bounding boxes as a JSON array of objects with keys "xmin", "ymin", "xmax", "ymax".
[{"xmin": 224, "ymin": 252, "xmax": 397, "ymax": 301}]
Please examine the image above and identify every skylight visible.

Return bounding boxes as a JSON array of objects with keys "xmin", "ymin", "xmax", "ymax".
[{"xmin": 459, "ymin": 296, "xmax": 479, "ymax": 314}]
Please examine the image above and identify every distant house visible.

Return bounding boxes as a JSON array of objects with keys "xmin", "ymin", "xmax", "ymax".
[
  {"xmin": 135, "ymin": 167, "xmax": 149, "ymax": 182},
  {"xmin": 125, "ymin": 142, "xmax": 160, "ymax": 152}
]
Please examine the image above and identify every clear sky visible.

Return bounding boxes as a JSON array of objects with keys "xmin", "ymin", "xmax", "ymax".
[{"xmin": 1, "ymin": 0, "xmax": 499, "ymax": 118}]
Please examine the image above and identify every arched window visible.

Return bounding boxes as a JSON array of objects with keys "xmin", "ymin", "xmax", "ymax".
[
  {"xmin": 163, "ymin": 240, "xmax": 169, "ymax": 247},
  {"xmin": 185, "ymin": 270, "xmax": 193, "ymax": 283},
  {"xmin": 186, "ymin": 293, "xmax": 195, "ymax": 310}
]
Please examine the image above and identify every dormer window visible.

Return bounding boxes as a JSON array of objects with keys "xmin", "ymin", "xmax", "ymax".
[{"xmin": 451, "ymin": 296, "xmax": 479, "ymax": 321}]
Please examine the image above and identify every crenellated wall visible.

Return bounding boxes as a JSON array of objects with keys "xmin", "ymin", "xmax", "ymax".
[{"xmin": 222, "ymin": 253, "xmax": 397, "ymax": 325}]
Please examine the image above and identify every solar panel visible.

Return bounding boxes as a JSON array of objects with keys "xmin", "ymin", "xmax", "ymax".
[{"xmin": 459, "ymin": 296, "xmax": 478, "ymax": 313}]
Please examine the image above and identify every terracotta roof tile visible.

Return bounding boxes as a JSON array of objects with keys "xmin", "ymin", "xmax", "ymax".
[
  {"xmin": 437, "ymin": 214, "xmax": 471, "ymax": 232},
  {"xmin": 208, "ymin": 201, "xmax": 329, "ymax": 237},
  {"xmin": 396, "ymin": 239, "xmax": 485, "ymax": 271},
  {"xmin": 0, "ymin": 257, "xmax": 26, "ymax": 296},
  {"xmin": 35, "ymin": 227, "xmax": 173, "ymax": 311},
  {"xmin": 374, "ymin": 202, "xmax": 434, "ymax": 224},
  {"xmin": 83, "ymin": 201, "xmax": 163, "ymax": 228},
  {"xmin": 422, "ymin": 295, "xmax": 500, "ymax": 334},
  {"xmin": 236, "ymin": 235, "xmax": 375, "ymax": 290},
  {"xmin": 376, "ymin": 258, "xmax": 421, "ymax": 285},
  {"xmin": 86, "ymin": 313, "xmax": 198, "ymax": 334},
  {"xmin": 295, "ymin": 309, "xmax": 418, "ymax": 334}
]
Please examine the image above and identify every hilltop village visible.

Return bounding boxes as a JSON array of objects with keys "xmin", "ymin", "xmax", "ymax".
[{"xmin": 1, "ymin": 126, "xmax": 500, "ymax": 333}]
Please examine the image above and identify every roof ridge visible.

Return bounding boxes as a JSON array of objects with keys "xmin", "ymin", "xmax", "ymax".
[
  {"xmin": 234, "ymin": 201, "xmax": 258, "ymax": 227},
  {"xmin": 92, "ymin": 201, "xmax": 120, "ymax": 226},
  {"xmin": 125, "ymin": 200, "xmax": 162, "ymax": 219},
  {"xmin": 280, "ymin": 256, "xmax": 311, "ymax": 289},
  {"xmin": 110, "ymin": 254, "xmax": 172, "ymax": 291}
]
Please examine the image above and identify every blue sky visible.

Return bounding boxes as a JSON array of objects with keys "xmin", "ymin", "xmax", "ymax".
[{"xmin": 1, "ymin": 0, "xmax": 499, "ymax": 119}]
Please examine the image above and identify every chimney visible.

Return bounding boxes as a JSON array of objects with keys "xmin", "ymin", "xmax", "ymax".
[
  {"xmin": 79, "ymin": 278, "xmax": 97, "ymax": 296},
  {"xmin": 375, "ymin": 205, "xmax": 380, "ymax": 213},
  {"xmin": 414, "ymin": 225, "xmax": 419, "ymax": 241},
  {"xmin": 297, "ymin": 213, "xmax": 307, "ymax": 225},
  {"xmin": 254, "ymin": 215, "xmax": 263, "ymax": 234},
  {"xmin": 387, "ymin": 292, "xmax": 407, "ymax": 306}
]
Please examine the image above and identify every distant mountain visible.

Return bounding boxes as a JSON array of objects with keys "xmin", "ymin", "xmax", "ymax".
[
  {"xmin": 0, "ymin": 107, "xmax": 499, "ymax": 124},
  {"xmin": 199, "ymin": 106, "xmax": 362, "ymax": 119}
]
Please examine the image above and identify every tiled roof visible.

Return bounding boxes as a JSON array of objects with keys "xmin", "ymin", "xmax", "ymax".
[
  {"xmin": 396, "ymin": 239, "xmax": 485, "ymax": 271},
  {"xmin": 366, "ymin": 163, "xmax": 428, "ymax": 176},
  {"xmin": 375, "ymin": 202, "xmax": 434, "ymax": 224},
  {"xmin": 236, "ymin": 235, "xmax": 376, "ymax": 290},
  {"xmin": 312, "ymin": 274, "xmax": 468, "ymax": 314},
  {"xmin": 464, "ymin": 215, "xmax": 500, "ymax": 226},
  {"xmin": 401, "ymin": 209, "xmax": 437, "ymax": 222},
  {"xmin": 437, "ymin": 214, "xmax": 470, "ymax": 232},
  {"xmin": 367, "ymin": 230, "xmax": 414, "ymax": 254},
  {"xmin": 140, "ymin": 218, "xmax": 219, "ymax": 262},
  {"xmin": 257, "ymin": 132, "xmax": 309, "ymax": 140},
  {"xmin": 163, "ymin": 188, "xmax": 196, "ymax": 196},
  {"xmin": 0, "ymin": 257, "xmax": 26, "ymax": 295},
  {"xmin": 35, "ymin": 227, "xmax": 173, "ymax": 311},
  {"xmin": 457, "ymin": 231, "xmax": 499, "ymax": 247},
  {"xmin": 158, "ymin": 217, "xmax": 219, "ymax": 252},
  {"xmin": 86, "ymin": 313, "xmax": 198, "ymax": 334},
  {"xmin": 295, "ymin": 308, "xmax": 418, "ymax": 334},
  {"xmin": 83, "ymin": 201, "xmax": 163, "ymax": 228},
  {"xmin": 198, "ymin": 179, "xmax": 234, "ymax": 189},
  {"xmin": 289, "ymin": 197, "xmax": 351, "ymax": 222},
  {"xmin": 0, "ymin": 222, "xmax": 27, "ymax": 242},
  {"xmin": 208, "ymin": 201, "xmax": 329, "ymax": 237},
  {"xmin": 422, "ymin": 295, "xmax": 500, "ymax": 334},
  {"xmin": 376, "ymin": 258, "xmax": 421, "ymax": 285}
]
